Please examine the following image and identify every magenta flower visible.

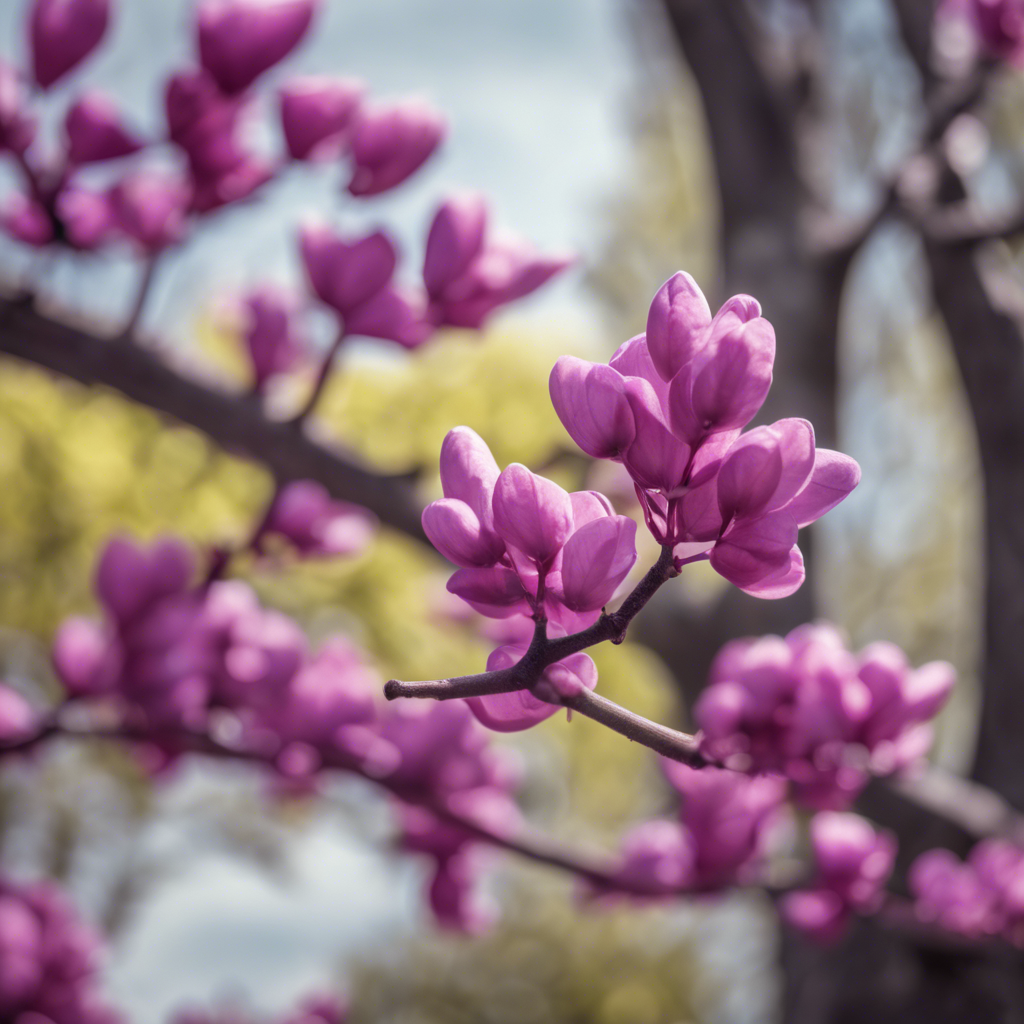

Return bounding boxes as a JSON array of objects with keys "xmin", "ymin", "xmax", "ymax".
[
  {"xmin": 108, "ymin": 169, "xmax": 190, "ymax": 252},
  {"xmin": 56, "ymin": 183, "xmax": 114, "ymax": 250},
  {"xmin": 425, "ymin": 427, "xmax": 638, "ymax": 648},
  {"xmin": 52, "ymin": 616, "xmax": 120, "ymax": 697},
  {"xmin": 966, "ymin": 0, "xmax": 1024, "ymax": 60},
  {"xmin": 608, "ymin": 819, "xmax": 695, "ymax": 897},
  {"xmin": 423, "ymin": 193, "xmax": 572, "ymax": 329},
  {"xmin": 465, "ymin": 643, "xmax": 597, "ymax": 732},
  {"xmin": 95, "ymin": 536, "xmax": 195, "ymax": 625},
  {"xmin": 1, "ymin": 193, "xmax": 53, "ymax": 247},
  {"xmin": 347, "ymin": 98, "xmax": 446, "ymax": 197},
  {"xmin": 197, "ymin": 0, "xmax": 319, "ymax": 96},
  {"xmin": 550, "ymin": 273, "xmax": 860, "ymax": 598},
  {"xmin": 663, "ymin": 761, "xmax": 787, "ymax": 890},
  {"xmin": 0, "ymin": 63, "xmax": 36, "ymax": 156},
  {"xmin": 280, "ymin": 75, "xmax": 365, "ymax": 160},
  {"xmin": 695, "ymin": 624, "xmax": 954, "ymax": 807},
  {"xmin": 65, "ymin": 92, "xmax": 143, "ymax": 165},
  {"xmin": 0, "ymin": 875, "xmax": 120, "ymax": 1024},
  {"xmin": 781, "ymin": 812, "xmax": 896, "ymax": 944},
  {"xmin": 265, "ymin": 480, "xmax": 377, "ymax": 557},
  {"xmin": 30, "ymin": 0, "xmax": 110, "ymax": 89},
  {"xmin": 239, "ymin": 285, "xmax": 306, "ymax": 391},
  {"xmin": 0, "ymin": 685, "xmax": 36, "ymax": 744}
]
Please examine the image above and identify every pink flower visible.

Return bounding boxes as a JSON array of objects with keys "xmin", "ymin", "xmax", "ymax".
[
  {"xmin": 1, "ymin": 193, "xmax": 53, "ymax": 247},
  {"xmin": 0, "ymin": 685, "xmax": 36, "ymax": 744},
  {"xmin": 423, "ymin": 193, "xmax": 572, "ymax": 329},
  {"xmin": 966, "ymin": 0, "xmax": 1024, "ymax": 60},
  {"xmin": 550, "ymin": 272, "xmax": 860, "ymax": 598},
  {"xmin": 94, "ymin": 536, "xmax": 195, "ymax": 625},
  {"xmin": 56, "ymin": 183, "xmax": 114, "ymax": 249},
  {"xmin": 347, "ymin": 98, "xmax": 446, "ymax": 197},
  {"xmin": 197, "ymin": 0, "xmax": 319, "ymax": 96},
  {"xmin": 240, "ymin": 285, "xmax": 306, "ymax": 390},
  {"xmin": 280, "ymin": 76, "xmax": 364, "ymax": 160},
  {"xmin": 109, "ymin": 169, "xmax": 190, "ymax": 252},
  {"xmin": 695, "ymin": 625, "xmax": 954, "ymax": 807},
  {"xmin": 465, "ymin": 643, "xmax": 597, "ymax": 732},
  {"xmin": 30, "ymin": 0, "xmax": 110, "ymax": 89},
  {"xmin": 265, "ymin": 480, "xmax": 377, "ymax": 557},
  {"xmin": 65, "ymin": 92, "xmax": 143, "ymax": 165},
  {"xmin": 608, "ymin": 819, "xmax": 695, "ymax": 896}
]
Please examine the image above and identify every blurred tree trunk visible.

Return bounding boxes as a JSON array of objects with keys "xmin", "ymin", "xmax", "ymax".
[{"xmin": 653, "ymin": 0, "xmax": 1024, "ymax": 1020}]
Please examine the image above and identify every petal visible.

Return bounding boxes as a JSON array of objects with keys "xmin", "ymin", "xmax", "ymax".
[
  {"xmin": 645, "ymin": 272, "xmax": 712, "ymax": 382},
  {"xmin": 569, "ymin": 490, "xmax": 614, "ymax": 528},
  {"xmin": 423, "ymin": 192, "xmax": 488, "ymax": 295},
  {"xmin": 492, "ymin": 464, "xmax": 574, "ymax": 564},
  {"xmin": 446, "ymin": 567, "xmax": 530, "ymax": 618},
  {"xmin": 439, "ymin": 426, "xmax": 500, "ymax": 528},
  {"xmin": 622, "ymin": 378, "xmax": 691, "ymax": 492},
  {"xmin": 733, "ymin": 546, "xmax": 805, "ymax": 599},
  {"xmin": 559, "ymin": 516, "xmax": 638, "ymax": 611},
  {"xmin": 710, "ymin": 511, "xmax": 799, "ymax": 588},
  {"xmin": 783, "ymin": 450, "xmax": 861, "ymax": 527},
  {"xmin": 422, "ymin": 498, "xmax": 503, "ymax": 568},
  {"xmin": 549, "ymin": 357, "xmax": 635, "ymax": 460}
]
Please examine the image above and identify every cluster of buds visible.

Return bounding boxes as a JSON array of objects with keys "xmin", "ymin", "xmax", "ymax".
[
  {"xmin": 1, "ymin": 0, "xmax": 570, "ymax": 385},
  {"xmin": 609, "ymin": 763, "xmax": 788, "ymax": 896},
  {"xmin": 421, "ymin": 426, "xmax": 639, "ymax": 731},
  {"xmin": 42, "ymin": 528, "xmax": 518, "ymax": 932},
  {"xmin": 694, "ymin": 624, "xmax": 955, "ymax": 808},
  {"xmin": 550, "ymin": 273, "xmax": 860, "ymax": 596},
  {"xmin": 909, "ymin": 840, "xmax": 1024, "ymax": 944},
  {"xmin": 781, "ymin": 813, "xmax": 896, "ymax": 944},
  {"xmin": 0, "ymin": 873, "xmax": 120, "ymax": 1024}
]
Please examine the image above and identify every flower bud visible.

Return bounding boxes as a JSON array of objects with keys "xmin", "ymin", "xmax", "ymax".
[
  {"xmin": 645, "ymin": 271, "xmax": 712, "ymax": 382},
  {"xmin": 65, "ymin": 91, "xmax": 142, "ymax": 165},
  {"xmin": 30, "ymin": 0, "xmax": 110, "ymax": 89},
  {"xmin": 280, "ymin": 75, "xmax": 364, "ymax": 160},
  {"xmin": 492, "ymin": 464, "xmax": 574, "ymax": 565},
  {"xmin": 549, "ymin": 357, "xmax": 635, "ymax": 460}
]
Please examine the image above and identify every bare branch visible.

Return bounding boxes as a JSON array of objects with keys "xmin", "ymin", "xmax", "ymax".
[{"xmin": 0, "ymin": 290, "xmax": 428, "ymax": 541}]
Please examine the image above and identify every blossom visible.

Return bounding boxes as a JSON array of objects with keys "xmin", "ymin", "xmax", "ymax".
[
  {"xmin": 694, "ymin": 624, "xmax": 955, "ymax": 807},
  {"xmin": 197, "ymin": 0, "xmax": 319, "ymax": 96},
  {"xmin": 1, "ymin": 193, "xmax": 53, "ymax": 247},
  {"xmin": 781, "ymin": 813, "xmax": 896, "ymax": 943},
  {"xmin": 550, "ymin": 273, "xmax": 860, "ymax": 598},
  {"xmin": 30, "ymin": 0, "xmax": 110, "ymax": 89},
  {"xmin": 264, "ymin": 480, "xmax": 377, "ymax": 557},
  {"xmin": 65, "ymin": 92, "xmax": 143, "ymax": 165},
  {"xmin": 280, "ymin": 76, "xmax": 365, "ymax": 160},
  {"xmin": 423, "ymin": 193, "xmax": 572, "ymax": 329},
  {"xmin": 910, "ymin": 840, "xmax": 1024, "ymax": 943},
  {"xmin": 239, "ymin": 285, "xmax": 307, "ymax": 391},
  {"xmin": 346, "ymin": 98, "xmax": 446, "ymax": 197},
  {"xmin": 108, "ymin": 169, "xmax": 190, "ymax": 252},
  {"xmin": 0, "ymin": 685, "xmax": 36, "ymax": 744},
  {"xmin": 0, "ymin": 875, "xmax": 121, "ymax": 1023}
]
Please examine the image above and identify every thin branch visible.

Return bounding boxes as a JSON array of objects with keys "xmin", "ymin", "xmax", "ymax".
[
  {"xmin": 291, "ymin": 322, "xmax": 347, "ymax": 426},
  {"xmin": 0, "ymin": 289, "xmax": 428, "ymax": 541},
  {"xmin": 119, "ymin": 252, "xmax": 161, "ymax": 340}
]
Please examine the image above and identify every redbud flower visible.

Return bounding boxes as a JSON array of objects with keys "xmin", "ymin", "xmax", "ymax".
[
  {"xmin": 0, "ymin": 63, "xmax": 36, "ymax": 156},
  {"xmin": 197, "ymin": 0, "xmax": 319, "ymax": 96},
  {"xmin": 0, "ymin": 685, "xmax": 36, "ymax": 744},
  {"xmin": 65, "ymin": 92, "xmax": 143, "ymax": 165},
  {"xmin": 109, "ymin": 169, "xmax": 190, "ymax": 252},
  {"xmin": 465, "ymin": 643, "xmax": 597, "ymax": 732},
  {"xmin": 240, "ymin": 285, "xmax": 306, "ymax": 391},
  {"xmin": 347, "ymin": 98, "xmax": 446, "ymax": 197},
  {"xmin": 95, "ymin": 536, "xmax": 195, "ymax": 625},
  {"xmin": 423, "ymin": 193, "xmax": 572, "ymax": 329},
  {"xmin": 30, "ymin": 0, "xmax": 110, "ymax": 89},
  {"xmin": 966, "ymin": 0, "xmax": 1024, "ymax": 60},
  {"xmin": 550, "ymin": 272, "xmax": 860, "ymax": 598},
  {"xmin": 265, "ymin": 480, "xmax": 377, "ymax": 557},
  {"xmin": 280, "ymin": 76, "xmax": 364, "ymax": 160},
  {"xmin": 52, "ymin": 617, "xmax": 120, "ymax": 696},
  {"xmin": 56, "ymin": 183, "xmax": 114, "ymax": 249},
  {"xmin": 608, "ymin": 819, "xmax": 695, "ymax": 896},
  {"xmin": 781, "ymin": 812, "xmax": 895, "ymax": 944},
  {"xmin": 299, "ymin": 222, "xmax": 396, "ymax": 314},
  {"xmin": 1, "ymin": 193, "xmax": 53, "ymax": 247}
]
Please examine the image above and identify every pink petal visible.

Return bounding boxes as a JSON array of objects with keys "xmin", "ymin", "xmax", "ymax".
[
  {"xmin": 645, "ymin": 272, "xmax": 712, "ymax": 382},
  {"xmin": 549, "ymin": 357, "xmax": 635, "ymax": 460}
]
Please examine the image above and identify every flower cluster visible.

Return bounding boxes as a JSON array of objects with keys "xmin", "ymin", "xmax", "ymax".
[
  {"xmin": 47, "ymin": 533, "xmax": 518, "ymax": 932},
  {"xmin": 421, "ymin": 426, "xmax": 639, "ymax": 731},
  {"xmin": 550, "ymin": 273, "xmax": 860, "ymax": 597},
  {"xmin": 609, "ymin": 763, "xmax": 788, "ymax": 896},
  {"xmin": 1, "ymin": 0, "xmax": 569, "ymax": 379},
  {"xmin": 694, "ymin": 624, "xmax": 955, "ymax": 807},
  {"xmin": 0, "ymin": 873, "xmax": 120, "ymax": 1024},
  {"xmin": 263, "ymin": 481, "xmax": 377, "ymax": 558},
  {"xmin": 909, "ymin": 840, "xmax": 1024, "ymax": 944},
  {"xmin": 781, "ymin": 812, "xmax": 896, "ymax": 944}
]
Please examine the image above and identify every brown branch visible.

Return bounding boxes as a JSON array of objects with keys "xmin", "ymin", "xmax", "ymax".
[{"xmin": 0, "ymin": 291, "xmax": 427, "ymax": 541}]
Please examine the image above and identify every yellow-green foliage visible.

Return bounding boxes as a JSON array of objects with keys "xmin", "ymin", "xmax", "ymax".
[{"xmin": 349, "ymin": 886, "xmax": 711, "ymax": 1024}]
